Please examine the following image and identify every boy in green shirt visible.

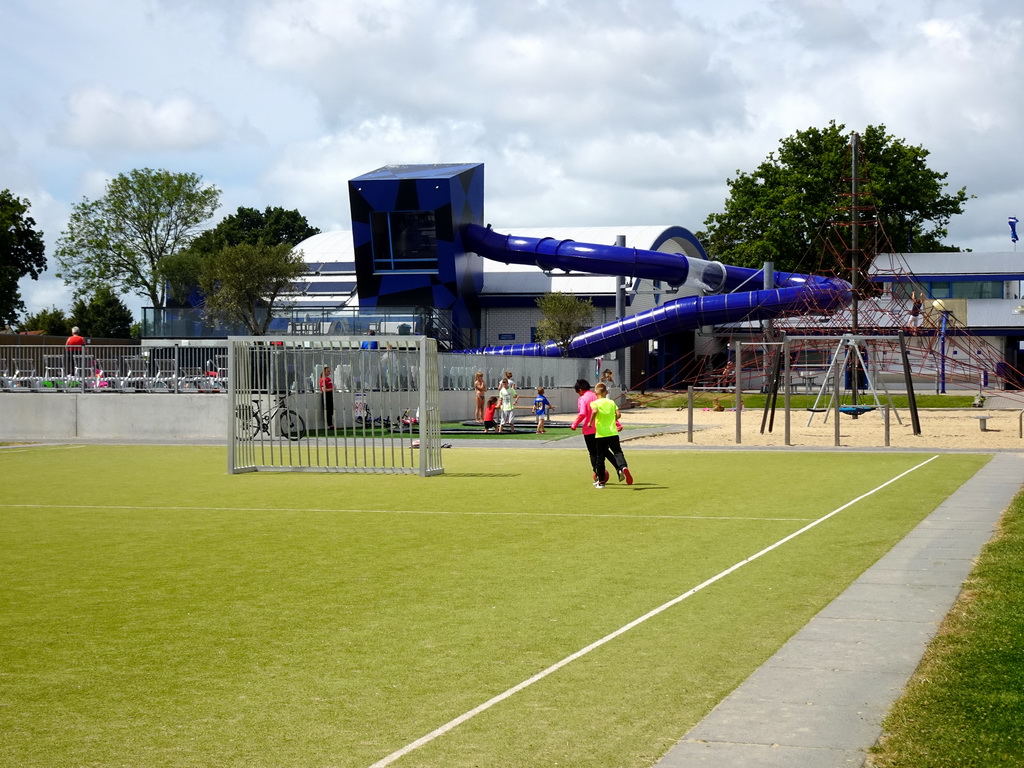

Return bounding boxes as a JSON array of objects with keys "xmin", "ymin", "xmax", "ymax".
[{"xmin": 589, "ymin": 383, "xmax": 633, "ymax": 488}]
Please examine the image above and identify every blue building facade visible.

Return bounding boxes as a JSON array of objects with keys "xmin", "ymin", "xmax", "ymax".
[{"xmin": 348, "ymin": 163, "xmax": 485, "ymax": 332}]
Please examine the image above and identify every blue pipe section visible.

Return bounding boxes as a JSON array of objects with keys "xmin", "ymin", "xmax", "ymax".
[{"xmin": 460, "ymin": 224, "xmax": 851, "ymax": 358}]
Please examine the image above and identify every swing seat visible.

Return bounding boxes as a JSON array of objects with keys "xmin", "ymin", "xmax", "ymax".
[
  {"xmin": 839, "ymin": 406, "xmax": 876, "ymax": 417},
  {"xmin": 806, "ymin": 408, "xmax": 828, "ymax": 413}
]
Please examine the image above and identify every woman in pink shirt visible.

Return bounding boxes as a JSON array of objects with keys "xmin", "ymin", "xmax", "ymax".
[{"xmin": 570, "ymin": 378, "xmax": 623, "ymax": 484}]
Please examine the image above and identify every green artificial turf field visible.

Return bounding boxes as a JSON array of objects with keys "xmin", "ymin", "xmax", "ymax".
[{"xmin": 0, "ymin": 445, "xmax": 991, "ymax": 768}]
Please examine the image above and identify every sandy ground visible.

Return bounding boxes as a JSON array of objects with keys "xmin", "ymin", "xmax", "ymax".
[{"xmin": 620, "ymin": 405, "xmax": 1024, "ymax": 451}]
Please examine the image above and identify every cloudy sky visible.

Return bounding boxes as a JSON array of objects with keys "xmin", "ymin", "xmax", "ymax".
[{"xmin": 3, "ymin": 0, "xmax": 1022, "ymax": 320}]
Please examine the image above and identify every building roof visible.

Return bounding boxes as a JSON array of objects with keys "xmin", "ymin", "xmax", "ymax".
[
  {"xmin": 294, "ymin": 231, "xmax": 355, "ymax": 263},
  {"xmin": 871, "ymin": 251, "xmax": 1024, "ymax": 282}
]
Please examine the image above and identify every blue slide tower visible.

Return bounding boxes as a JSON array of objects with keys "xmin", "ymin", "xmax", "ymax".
[{"xmin": 348, "ymin": 163, "xmax": 486, "ymax": 330}]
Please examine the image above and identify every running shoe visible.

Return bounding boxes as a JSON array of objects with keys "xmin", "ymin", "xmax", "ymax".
[{"xmin": 622, "ymin": 467, "xmax": 633, "ymax": 485}]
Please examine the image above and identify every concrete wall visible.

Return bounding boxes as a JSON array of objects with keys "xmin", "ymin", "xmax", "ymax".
[
  {"xmin": 0, "ymin": 393, "xmax": 228, "ymax": 441},
  {"xmin": 0, "ymin": 388, "xmax": 583, "ymax": 441}
]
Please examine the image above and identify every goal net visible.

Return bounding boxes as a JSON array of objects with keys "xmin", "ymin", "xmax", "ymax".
[{"xmin": 227, "ymin": 335, "xmax": 443, "ymax": 477}]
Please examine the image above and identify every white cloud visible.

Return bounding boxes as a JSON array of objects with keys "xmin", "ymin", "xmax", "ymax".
[
  {"xmin": 54, "ymin": 86, "xmax": 227, "ymax": 151},
  {"xmin": 3, "ymin": 0, "xmax": 1024, "ymax": 318},
  {"xmin": 238, "ymin": 0, "xmax": 742, "ymax": 132},
  {"xmin": 263, "ymin": 115, "xmax": 486, "ymax": 229}
]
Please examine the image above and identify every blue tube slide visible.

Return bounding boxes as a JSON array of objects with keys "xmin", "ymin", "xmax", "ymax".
[{"xmin": 460, "ymin": 224, "xmax": 851, "ymax": 358}]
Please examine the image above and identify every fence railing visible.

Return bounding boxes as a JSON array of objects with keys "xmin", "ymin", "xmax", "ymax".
[
  {"xmin": 141, "ymin": 305, "xmax": 473, "ymax": 349},
  {"xmin": 0, "ymin": 345, "xmax": 600, "ymax": 393},
  {"xmin": 0, "ymin": 344, "xmax": 222, "ymax": 393}
]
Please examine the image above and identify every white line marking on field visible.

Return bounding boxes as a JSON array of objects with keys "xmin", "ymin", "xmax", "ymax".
[
  {"xmin": 0, "ymin": 503, "xmax": 813, "ymax": 523},
  {"xmin": 0, "ymin": 444, "xmax": 85, "ymax": 453},
  {"xmin": 366, "ymin": 454, "xmax": 940, "ymax": 768}
]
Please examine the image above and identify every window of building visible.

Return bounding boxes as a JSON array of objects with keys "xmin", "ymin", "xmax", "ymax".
[
  {"xmin": 949, "ymin": 281, "xmax": 1004, "ymax": 299},
  {"xmin": 893, "ymin": 281, "xmax": 1004, "ymax": 300},
  {"xmin": 370, "ymin": 211, "xmax": 439, "ymax": 274}
]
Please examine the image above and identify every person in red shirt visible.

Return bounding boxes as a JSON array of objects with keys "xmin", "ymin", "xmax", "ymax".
[
  {"xmin": 65, "ymin": 326, "xmax": 86, "ymax": 376},
  {"xmin": 66, "ymin": 326, "xmax": 85, "ymax": 350},
  {"xmin": 482, "ymin": 396, "xmax": 498, "ymax": 433},
  {"xmin": 319, "ymin": 365, "xmax": 335, "ymax": 430}
]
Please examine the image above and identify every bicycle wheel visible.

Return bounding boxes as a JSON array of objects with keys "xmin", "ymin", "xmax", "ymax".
[
  {"xmin": 235, "ymin": 404, "xmax": 261, "ymax": 440},
  {"xmin": 278, "ymin": 409, "xmax": 306, "ymax": 440}
]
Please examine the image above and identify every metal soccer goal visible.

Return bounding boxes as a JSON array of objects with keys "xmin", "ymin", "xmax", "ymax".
[{"xmin": 227, "ymin": 335, "xmax": 443, "ymax": 477}]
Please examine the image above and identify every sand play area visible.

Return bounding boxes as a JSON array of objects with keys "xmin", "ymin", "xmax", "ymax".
[{"xmin": 621, "ymin": 405, "xmax": 1024, "ymax": 451}]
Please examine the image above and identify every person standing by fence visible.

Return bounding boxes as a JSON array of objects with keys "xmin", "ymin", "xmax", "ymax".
[
  {"xmin": 600, "ymin": 368, "xmax": 618, "ymax": 405},
  {"xmin": 473, "ymin": 371, "xmax": 487, "ymax": 423},
  {"xmin": 319, "ymin": 365, "xmax": 335, "ymax": 430},
  {"xmin": 65, "ymin": 326, "xmax": 85, "ymax": 376},
  {"xmin": 66, "ymin": 326, "xmax": 85, "ymax": 350},
  {"xmin": 498, "ymin": 377, "xmax": 518, "ymax": 433}
]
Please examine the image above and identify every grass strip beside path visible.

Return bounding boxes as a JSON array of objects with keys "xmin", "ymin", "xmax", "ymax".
[{"xmin": 869, "ymin": 491, "xmax": 1024, "ymax": 767}]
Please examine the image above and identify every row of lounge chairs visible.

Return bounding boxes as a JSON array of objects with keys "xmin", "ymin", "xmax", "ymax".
[{"xmin": 0, "ymin": 355, "xmax": 228, "ymax": 392}]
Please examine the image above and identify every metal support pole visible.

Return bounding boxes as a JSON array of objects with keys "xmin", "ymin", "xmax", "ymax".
[
  {"xmin": 783, "ymin": 336, "xmax": 792, "ymax": 446},
  {"xmin": 833, "ymin": 361, "xmax": 842, "ymax": 447},
  {"xmin": 173, "ymin": 344, "xmax": 181, "ymax": 394},
  {"xmin": 615, "ymin": 235, "xmax": 627, "ymax": 391},
  {"xmin": 898, "ymin": 331, "xmax": 922, "ymax": 435},
  {"xmin": 734, "ymin": 339, "xmax": 742, "ymax": 444},
  {"xmin": 939, "ymin": 310, "xmax": 949, "ymax": 394},
  {"xmin": 851, "ymin": 132, "xmax": 860, "ymax": 334},
  {"xmin": 687, "ymin": 385, "xmax": 694, "ymax": 443}
]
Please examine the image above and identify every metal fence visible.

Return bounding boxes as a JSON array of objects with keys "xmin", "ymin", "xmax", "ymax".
[
  {"xmin": 0, "ymin": 345, "xmax": 597, "ymax": 394},
  {"xmin": 0, "ymin": 344, "xmax": 219, "ymax": 393},
  {"xmin": 228, "ymin": 336, "xmax": 443, "ymax": 477}
]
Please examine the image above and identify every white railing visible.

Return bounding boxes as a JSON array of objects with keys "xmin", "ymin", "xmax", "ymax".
[{"xmin": 0, "ymin": 345, "xmax": 603, "ymax": 394}]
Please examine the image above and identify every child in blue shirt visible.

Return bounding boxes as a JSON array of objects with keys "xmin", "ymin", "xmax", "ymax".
[{"xmin": 533, "ymin": 386, "xmax": 553, "ymax": 434}]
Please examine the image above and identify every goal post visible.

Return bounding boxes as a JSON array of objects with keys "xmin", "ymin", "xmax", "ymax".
[{"xmin": 227, "ymin": 335, "xmax": 443, "ymax": 477}]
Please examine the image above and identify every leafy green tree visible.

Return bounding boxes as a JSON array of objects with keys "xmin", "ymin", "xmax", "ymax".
[
  {"xmin": 535, "ymin": 292, "xmax": 594, "ymax": 355},
  {"xmin": 54, "ymin": 168, "xmax": 221, "ymax": 309},
  {"xmin": 21, "ymin": 306, "xmax": 72, "ymax": 337},
  {"xmin": 162, "ymin": 205, "xmax": 318, "ymax": 307},
  {"xmin": 188, "ymin": 205, "xmax": 320, "ymax": 254},
  {"xmin": 699, "ymin": 122, "xmax": 971, "ymax": 273},
  {"xmin": 197, "ymin": 242, "xmax": 308, "ymax": 335},
  {"xmin": 70, "ymin": 286, "xmax": 134, "ymax": 339},
  {"xmin": 0, "ymin": 190, "xmax": 47, "ymax": 328}
]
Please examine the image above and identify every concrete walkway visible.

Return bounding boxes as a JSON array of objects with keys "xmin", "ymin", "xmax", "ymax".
[{"xmin": 654, "ymin": 452, "xmax": 1024, "ymax": 768}]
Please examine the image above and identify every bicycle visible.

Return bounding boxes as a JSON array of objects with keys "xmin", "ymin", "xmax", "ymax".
[{"xmin": 236, "ymin": 394, "xmax": 306, "ymax": 441}]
